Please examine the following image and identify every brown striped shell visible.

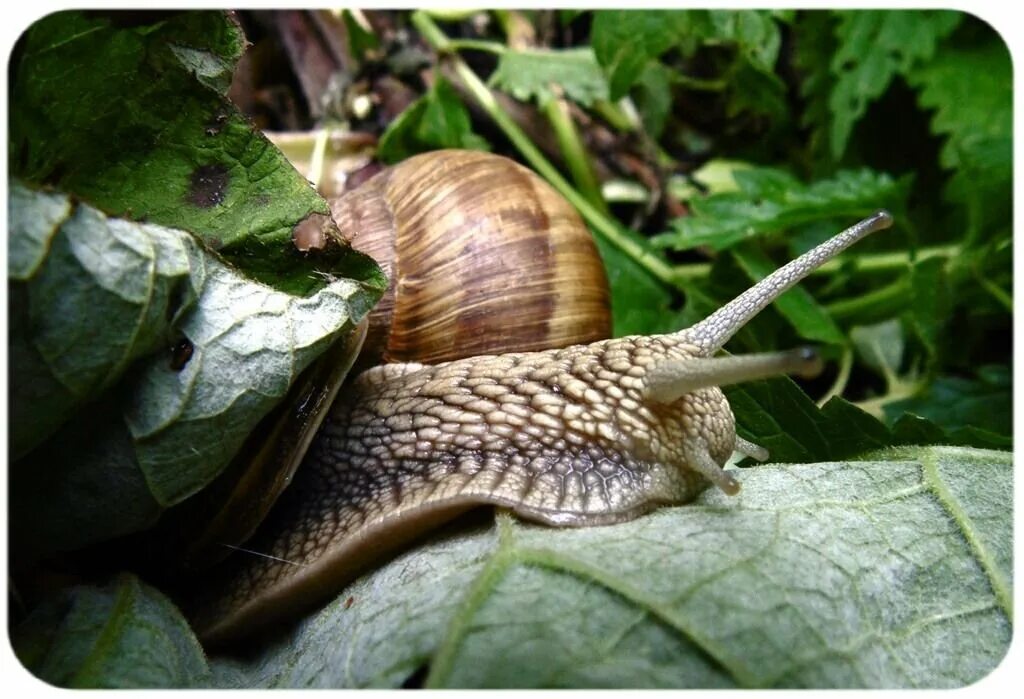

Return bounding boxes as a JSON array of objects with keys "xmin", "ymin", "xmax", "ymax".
[{"xmin": 330, "ymin": 150, "xmax": 612, "ymax": 367}]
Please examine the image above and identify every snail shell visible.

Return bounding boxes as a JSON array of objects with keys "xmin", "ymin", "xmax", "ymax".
[{"xmin": 331, "ymin": 149, "xmax": 611, "ymax": 366}]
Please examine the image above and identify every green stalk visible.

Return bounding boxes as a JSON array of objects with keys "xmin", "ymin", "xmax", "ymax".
[
  {"xmin": 824, "ymin": 277, "xmax": 911, "ymax": 322},
  {"xmin": 542, "ymin": 96, "xmax": 607, "ymax": 213},
  {"xmin": 669, "ymin": 244, "xmax": 960, "ymax": 285},
  {"xmin": 412, "ymin": 10, "xmax": 678, "ymax": 288}
]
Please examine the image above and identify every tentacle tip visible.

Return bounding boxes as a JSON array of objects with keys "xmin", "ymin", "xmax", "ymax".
[
  {"xmin": 870, "ymin": 209, "xmax": 894, "ymax": 230},
  {"xmin": 719, "ymin": 475, "xmax": 741, "ymax": 496},
  {"xmin": 792, "ymin": 346, "xmax": 824, "ymax": 378}
]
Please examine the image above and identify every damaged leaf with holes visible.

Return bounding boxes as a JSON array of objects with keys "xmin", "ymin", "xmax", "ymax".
[
  {"xmin": 8, "ymin": 183, "xmax": 377, "ymax": 564},
  {"xmin": 9, "ymin": 10, "xmax": 382, "ymax": 296}
]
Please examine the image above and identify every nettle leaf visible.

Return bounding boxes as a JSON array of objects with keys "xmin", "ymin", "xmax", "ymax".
[
  {"xmin": 9, "ymin": 11, "xmax": 371, "ymax": 296},
  {"xmin": 631, "ymin": 62, "xmax": 674, "ymax": 139},
  {"xmin": 591, "ymin": 9, "xmax": 783, "ymax": 110},
  {"xmin": 850, "ymin": 319, "xmax": 904, "ymax": 380},
  {"xmin": 907, "ymin": 256, "xmax": 952, "ymax": 357},
  {"xmin": 590, "ymin": 10, "xmax": 688, "ymax": 99},
  {"xmin": 9, "ymin": 186, "xmax": 376, "ymax": 559},
  {"xmin": 377, "ymin": 75, "xmax": 490, "ymax": 163},
  {"xmin": 656, "ymin": 166, "xmax": 908, "ymax": 252},
  {"xmin": 828, "ymin": 10, "xmax": 962, "ymax": 159},
  {"xmin": 907, "ymin": 40, "xmax": 1011, "ymax": 234},
  {"xmin": 209, "ymin": 447, "xmax": 1011, "ymax": 688},
  {"xmin": 591, "ymin": 229, "xmax": 684, "ymax": 338},
  {"xmin": 13, "ymin": 573, "xmax": 208, "ymax": 688},
  {"xmin": 884, "ymin": 368, "xmax": 1011, "ymax": 443},
  {"xmin": 792, "ymin": 11, "xmax": 839, "ymax": 169},
  {"xmin": 727, "ymin": 377, "xmax": 889, "ymax": 463},
  {"xmin": 490, "ymin": 47, "xmax": 608, "ymax": 107}
]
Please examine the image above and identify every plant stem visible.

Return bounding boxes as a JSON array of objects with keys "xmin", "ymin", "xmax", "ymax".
[
  {"xmin": 824, "ymin": 277, "xmax": 911, "ymax": 322},
  {"xmin": 817, "ymin": 345, "xmax": 853, "ymax": 407},
  {"xmin": 445, "ymin": 38, "xmax": 507, "ymax": 55},
  {"xmin": 669, "ymin": 244, "xmax": 960, "ymax": 285},
  {"xmin": 412, "ymin": 10, "xmax": 679, "ymax": 288},
  {"xmin": 542, "ymin": 96, "xmax": 607, "ymax": 213}
]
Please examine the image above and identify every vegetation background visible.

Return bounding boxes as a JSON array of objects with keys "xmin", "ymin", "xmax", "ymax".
[{"xmin": 6, "ymin": 8, "xmax": 1013, "ymax": 689}]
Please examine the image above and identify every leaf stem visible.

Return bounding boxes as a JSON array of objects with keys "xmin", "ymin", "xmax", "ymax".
[
  {"xmin": 670, "ymin": 244, "xmax": 959, "ymax": 285},
  {"xmin": 542, "ymin": 96, "xmax": 607, "ymax": 213},
  {"xmin": 412, "ymin": 10, "xmax": 679, "ymax": 288},
  {"xmin": 824, "ymin": 277, "xmax": 911, "ymax": 323},
  {"xmin": 817, "ymin": 345, "xmax": 853, "ymax": 407},
  {"xmin": 444, "ymin": 38, "xmax": 507, "ymax": 55}
]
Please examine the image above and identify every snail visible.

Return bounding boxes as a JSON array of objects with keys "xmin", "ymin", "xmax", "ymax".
[{"xmin": 187, "ymin": 149, "xmax": 893, "ymax": 646}]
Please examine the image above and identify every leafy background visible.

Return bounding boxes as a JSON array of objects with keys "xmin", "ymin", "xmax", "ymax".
[{"xmin": 6, "ymin": 8, "xmax": 1013, "ymax": 689}]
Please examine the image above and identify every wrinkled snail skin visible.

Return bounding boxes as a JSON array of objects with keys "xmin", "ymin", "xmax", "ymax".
[{"xmin": 192, "ymin": 206, "xmax": 893, "ymax": 646}]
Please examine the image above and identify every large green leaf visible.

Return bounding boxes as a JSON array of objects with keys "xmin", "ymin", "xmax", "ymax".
[
  {"xmin": 907, "ymin": 40, "xmax": 1012, "ymax": 236},
  {"xmin": 656, "ymin": 166, "xmax": 909, "ymax": 252},
  {"xmin": 9, "ymin": 10, "xmax": 377, "ymax": 296},
  {"xmin": 208, "ymin": 447, "xmax": 1011, "ymax": 688},
  {"xmin": 13, "ymin": 574, "xmax": 209, "ymax": 688},
  {"xmin": 9, "ymin": 184, "xmax": 378, "ymax": 560},
  {"xmin": 828, "ymin": 10, "xmax": 961, "ymax": 159},
  {"xmin": 489, "ymin": 47, "xmax": 609, "ymax": 107},
  {"xmin": 377, "ymin": 75, "xmax": 490, "ymax": 163}
]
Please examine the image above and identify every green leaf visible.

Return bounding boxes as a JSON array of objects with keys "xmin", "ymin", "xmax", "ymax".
[
  {"xmin": 590, "ymin": 10, "xmax": 687, "ymax": 100},
  {"xmin": 850, "ymin": 318, "xmax": 904, "ymax": 381},
  {"xmin": 13, "ymin": 573, "xmax": 208, "ymax": 688},
  {"xmin": 377, "ymin": 75, "xmax": 490, "ymax": 163},
  {"xmin": 341, "ymin": 9, "xmax": 380, "ymax": 61},
  {"xmin": 890, "ymin": 414, "xmax": 1011, "ymax": 451},
  {"xmin": 591, "ymin": 228, "xmax": 683, "ymax": 338},
  {"xmin": 883, "ymin": 368, "xmax": 1011, "ymax": 442},
  {"xmin": 731, "ymin": 243, "xmax": 846, "ymax": 345},
  {"xmin": 9, "ymin": 186, "xmax": 378, "ymax": 559},
  {"xmin": 792, "ymin": 11, "xmax": 840, "ymax": 170},
  {"xmin": 657, "ymin": 166, "xmax": 908, "ymax": 252},
  {"xmin": 209, "ymin": 447, "xmax": 1011, "ymax": 688},
  {"xmin": 727, "ymin": 378, "xmax": 892, "ymax": 463},
  {"xmin": 907, "ymin": 256, "xmax": 951, "ymax": 357},
  {"xmin": 828, "ymin": 10, "xmax": 962, "ymax": 159},
  {"xmin": 490, "ymin": 47, "xmax": 609, "ymax": 107},
  {"xmin": 907, "ymin": 39, "xmax": 1011, "ymax": 236},
  {"xmin": 631, "ymin": 62, "xmax": 674, "ymax": 139},
  {"xmin": 9, "ymin": 11, "xmax": 367, "ymax": 295}
]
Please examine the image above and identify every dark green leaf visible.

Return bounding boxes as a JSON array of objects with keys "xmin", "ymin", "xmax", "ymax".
[
  {"xmin": 657, "ymin": 167, "xmax": 908, "ymax": 252},
  {"xmin": 792, "ymin": 11, "xmax": 840, "ymax": 171},
  {"xmin": 342, "ymin": 9, "xmax": 379, "ymax": 61},
  {"xmin": 592, "ymin": 227, "xmax": 684, "ymax": 337},
  {"xmin": 377, "ymin": 75, "xmax": 490, "ymax": 163},
  {"xmin": 884, "ymin": 369, "xmax": 1011, "ymax": 441},
  {"xmin": 209, "ymin": 448, "xmax": 1011, "ymax": 688},
  {"xmin": 828, "ymin": 10, "xmax": 962, "ymax": 158},
  {"xmin": 632, "ymin": 62, "xmax": 674, "ymax": 139},
  {"xmin": 489, "ymin": 47, "xmax": 608, "ymax": 107},
  {"xmin": 13, "ymin": 574, "xmax": 208, "ymax": 688},
  {"xmin": 907, "ymin": 256, "xmax": 951, "ymax": 357},
  {"xmin": 590, "ymin": 10, "xmax": 687, "ymax": 99},
  {"xmin": 9, "ymin": 11, "xmax": 371, "ymax": 295},
  {"xmin": 907, "ymin": 39, "xmax": 1011, "ymax": 236}
]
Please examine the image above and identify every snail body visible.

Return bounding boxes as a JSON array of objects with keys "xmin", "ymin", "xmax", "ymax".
[{"xmin": 190, "ymin": 150, "xmax": 893, "ymax": 645}]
